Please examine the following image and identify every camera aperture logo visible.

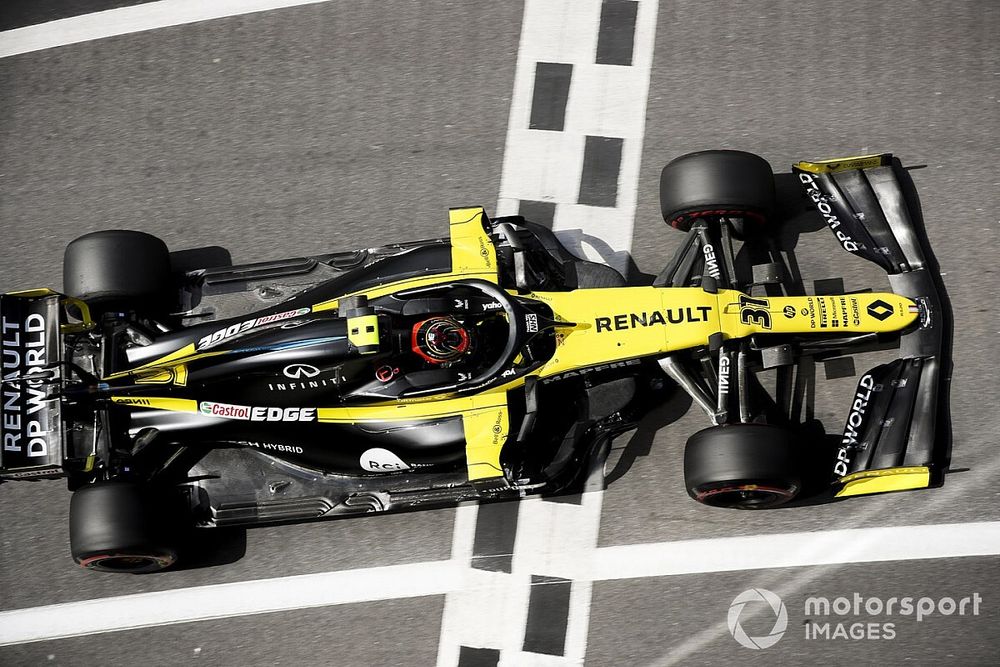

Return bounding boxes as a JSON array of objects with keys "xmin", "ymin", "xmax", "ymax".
[{"xmin": 727, "ymin": 588, "xmax": 788, "ymax": 649}]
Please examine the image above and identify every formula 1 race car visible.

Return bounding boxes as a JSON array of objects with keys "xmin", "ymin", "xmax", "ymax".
[{"xmin": 0, "ymin": 151, "xmax": 945, "ymax": 572}]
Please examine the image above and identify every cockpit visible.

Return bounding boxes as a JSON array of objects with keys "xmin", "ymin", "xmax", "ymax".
[{"xmin": 341, "ymin": 279, "xmax": 557, "ymax": 401}]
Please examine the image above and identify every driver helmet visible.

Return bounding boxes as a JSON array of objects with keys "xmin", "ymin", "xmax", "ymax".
[{"xmin": 411, "ymin": 316, "xmax": 473, "ymax": 363}]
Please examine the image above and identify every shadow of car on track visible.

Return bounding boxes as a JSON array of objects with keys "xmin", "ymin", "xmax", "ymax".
[{"xmin": 169, "ymin": 526, "xmax": 248, "ymax": 572}]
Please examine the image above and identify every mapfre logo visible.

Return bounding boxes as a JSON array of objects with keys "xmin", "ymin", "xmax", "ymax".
[{"xmin": 728, "ymin": 588, "xmax": 788, "ymax": 649}]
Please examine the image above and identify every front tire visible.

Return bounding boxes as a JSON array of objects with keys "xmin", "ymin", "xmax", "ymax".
[
  {"xmin": 69, "ymin": 482, "xmax": 178, "ymax": 573},
  {"xmin": 683, "ymin": 424, "xmax": 800, "ymax": 509},
  {"xmin": 659, "ymin": 150, "xmax": 775, "ymax": 235}
]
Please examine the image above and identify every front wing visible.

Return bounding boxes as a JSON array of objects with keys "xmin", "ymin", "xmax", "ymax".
[{"xmin": 795, "ymin": 154, "xmax": 947, "ymax": 497}]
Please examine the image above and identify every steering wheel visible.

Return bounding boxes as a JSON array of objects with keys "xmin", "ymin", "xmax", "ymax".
[{"xmin": 398, "ymin": 279, "xmax": 528, "ymax": 397}]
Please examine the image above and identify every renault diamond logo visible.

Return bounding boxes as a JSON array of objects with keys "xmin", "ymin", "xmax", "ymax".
[
  {"xmin": 866, "ymin": 300, "xmax": 893, "ymax": 321},
  {"xmin": 283, "ymin": 364, "xmax": 320, "ymax": 379}
]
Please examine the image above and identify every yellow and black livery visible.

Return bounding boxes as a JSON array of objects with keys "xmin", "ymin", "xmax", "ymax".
[{"xmin": 0, "ymin": 151, "xmax": 947, "ymax": 574}]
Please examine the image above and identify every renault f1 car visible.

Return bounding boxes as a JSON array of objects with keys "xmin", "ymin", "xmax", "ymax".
[{"xmin": 0, "ymin": 151, "xmax": 945, "ymax": 572}]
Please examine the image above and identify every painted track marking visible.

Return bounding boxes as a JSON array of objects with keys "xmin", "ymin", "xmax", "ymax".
[
  {"xmin": 2, "ymin": 521, "xmax": 999, "ymax": 647},
  {"xmin": 439, "ymin": 0, "xmax": 659, "ymax": 663},
  {"xmin": 0, "ymin": 0, "xmax": 335, "ymax": 59},
  {"xmin": 495, "ymin": 0, "xmax": 659, "ymax": 275}
]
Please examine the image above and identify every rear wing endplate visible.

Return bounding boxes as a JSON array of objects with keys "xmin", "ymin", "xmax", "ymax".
[{"xmin": 0, "ymin": 290, "xmax": 66, "ymax": 479}]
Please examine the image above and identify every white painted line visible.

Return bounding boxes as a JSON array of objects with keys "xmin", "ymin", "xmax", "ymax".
[
  {"xmin": 580, "ymin": 521, "xmax": 1000, "ymax": 582},
  {"xmin": 0, "ymin": 0, "xmax": 333, "ymax": 59},
  {"xmin": 497, "ymin": 0, "xmax": 659, "ymax": 272},
  {"xmin": 437, "ymin": 491, "xmax": 608, "ymax": 665},
  {"xmin": 0, "ymin": 559, "xmax": 460, "ymax": 647},
  {"xmin": 514, "ymin": 491, "xmax": 606, "ymax": 664},
  {"xmin": 4, "ymin": 521, "xmax": 999, "ymax": 648},
  {"xmin": 438, "ymin": 0, "xmax": 660, "ymax": 661},
  {"xmin": 0, "ymin": 560, "xmax": 462, "ymax": 646}
]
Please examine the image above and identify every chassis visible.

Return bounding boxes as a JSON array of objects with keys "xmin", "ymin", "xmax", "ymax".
[{"xmin": 0, "ymin": 151, "xmax": 946, "ymax": 572}]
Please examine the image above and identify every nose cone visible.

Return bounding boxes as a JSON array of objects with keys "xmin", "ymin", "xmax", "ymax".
[{"xmin": 858, "ymin": 294, "xmax": 920, "ymax": 332}]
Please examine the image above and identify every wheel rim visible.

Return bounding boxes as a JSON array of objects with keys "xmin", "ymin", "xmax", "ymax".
[
  {"xmin": 79, "ymin": 552, "xmax": 175, "ymax": 573},
  {"xmin": 695, "ymin": 483, "xmax": 797, "ymax": 509}
]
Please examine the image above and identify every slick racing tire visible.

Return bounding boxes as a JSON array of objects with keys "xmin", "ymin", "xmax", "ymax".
[
  {"xmin": 69, "ymin": 482, "xmax": 178, "ymax": 573},
  {"xmin": 683, "ymin": 424, "xmax": 800, "ymax": 509},
  {"xmin": 63, "ymin": 230, "xmax": 171, "ymax": 310},
  {"xmin": 659, "ymin": 150, "xmax": 775, "ymax": 235}
]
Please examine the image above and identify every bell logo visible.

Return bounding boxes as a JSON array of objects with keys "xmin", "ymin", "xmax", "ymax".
[
  {"xmin": 866, "ymin": 300, "xmax": 893, "ymax": 321},
  {"xmin": 727, "ymin": 588, "xmax": 788, "ymax": 649}
]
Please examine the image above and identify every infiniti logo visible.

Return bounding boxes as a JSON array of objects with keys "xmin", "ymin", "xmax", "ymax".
[{"xmin": 283, "ymin": 364, "xmax": 320, "ymax": 379}]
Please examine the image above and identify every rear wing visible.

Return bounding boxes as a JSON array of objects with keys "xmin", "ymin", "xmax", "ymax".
[
  {"xmin": 0, "ymin": 290, "xmax": 65, "ymax": 480},
  {"xmin": 794, "ymin": 155, "xmax": 946, "ymax": 497}
]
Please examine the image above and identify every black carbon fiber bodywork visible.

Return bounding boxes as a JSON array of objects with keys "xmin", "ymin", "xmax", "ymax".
[{"xmin": 796, "ymin": 159, "xmax": 947, "ymax": 483}]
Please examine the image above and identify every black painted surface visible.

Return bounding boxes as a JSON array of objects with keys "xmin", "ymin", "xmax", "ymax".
[
  {"xmin": 522, "ymin": 575, "xmax": 572, "ymax": 656},
  {"xmin": 579, "ymin": 136, "xmax": 624, "ymax": 207},
  {"xmin": 518, "ymin": 200, "xmax": 557, "ymax": 228},
  {"xmin": 472, "ymin": 500, "xmax": 520, "ymax": 573},
  {"xmin": 458, "ymin": 645, "xmax": 500, "ymax": 667},
  {"xmin": 596, "ymin": 0, "xmax": 639, "ymax": 66},
  {"xmin": 528, "ymin": 62, "xmax": 572, "ymax": 131}
]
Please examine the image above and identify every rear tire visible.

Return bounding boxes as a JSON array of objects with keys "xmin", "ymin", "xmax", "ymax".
[
  {"xmin": 683, "ymin": 424, "xmax": 800, "ymax": 509},
  {"xmin": 69, "ymin": 482, "xmax": 178, "ymax": 573},
  {"xmin": 63, "ymin": 230, "xmax": 171, "ymax": 311},
  {"xmin": 659, "ymin": 150, "xmax": 775, "ymax": 235}
]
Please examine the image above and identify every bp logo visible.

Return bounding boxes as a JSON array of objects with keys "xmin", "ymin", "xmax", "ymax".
[{"xmin": 727, "ymin": 588, "xmax": 787, "ymax": 649}]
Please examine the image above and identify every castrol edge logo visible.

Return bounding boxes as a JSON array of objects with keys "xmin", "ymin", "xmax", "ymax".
[{"xmin": 199, "ymin": 401, "xmax": 316, "ymax": 422}]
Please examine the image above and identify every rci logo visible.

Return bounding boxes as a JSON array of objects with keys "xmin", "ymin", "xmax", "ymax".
[{"xmin": 727, "ymin": 588, "xmax": 788, "ymax": 649}]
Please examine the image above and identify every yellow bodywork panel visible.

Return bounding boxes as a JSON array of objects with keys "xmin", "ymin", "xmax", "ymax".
[
  {"xmin": 462, "ymin": 404, "xmax": 510, "ymax": 480},
  {"xmin": 133, "ymin": 368, "xmax": 172, "ymax": 385},
  {"xmin": 714, "ymin": 290, "xmax": 919, "ymax": 338},
  {"xmin": 312, "ymin": 206, "xmax": 498, "ymax": 313},
  {"xmin": 835, "ymin": 466, "xmax": 930, "ymax": 498},
  {"xmin": 4, "ymin": 288, "xmax": 58, "ymax": 298},
  {"xmin": 530, "ymin": 287, "xmax": 721, "ymax": 378},
  {"xmin": 347, "ymin": 314, "xmax": 380, "ymax": 353},
  {"xmin": 110, "ymin": 396, "xmax": 198, "ymax": 412},
  {"xmin": 531, "ymin": 287, "xmax": 918, "ymax": 378},
  {"xmin": 103, "ymin": 345, "xmax": 226, "ymax": 380},
  {"xmin": 318, "ymin": 393, "xmax": 511, "ymax": 481},
  {"xmin": 448, "ymin": 206, "xmax": 498, "ymax": 275},
  {"xmin": 794, "ymin": 153, "xmax": 891, "ymax": 174},
  {"xmin": 60, "ymin": 296, "xmax": 96, "ymax": 334},
  {"xmin": 133, "ymin": 365, "xmax": 189, "ymax": 386},
  {"xmin": 315, "ymin": 393, "xmax": 505, "ymax": 423}
]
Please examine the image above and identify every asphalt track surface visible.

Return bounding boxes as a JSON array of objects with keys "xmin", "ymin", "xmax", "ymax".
[{"xmin": 1, "ymin": 1, "xmax": 999, "ymax": 665}]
